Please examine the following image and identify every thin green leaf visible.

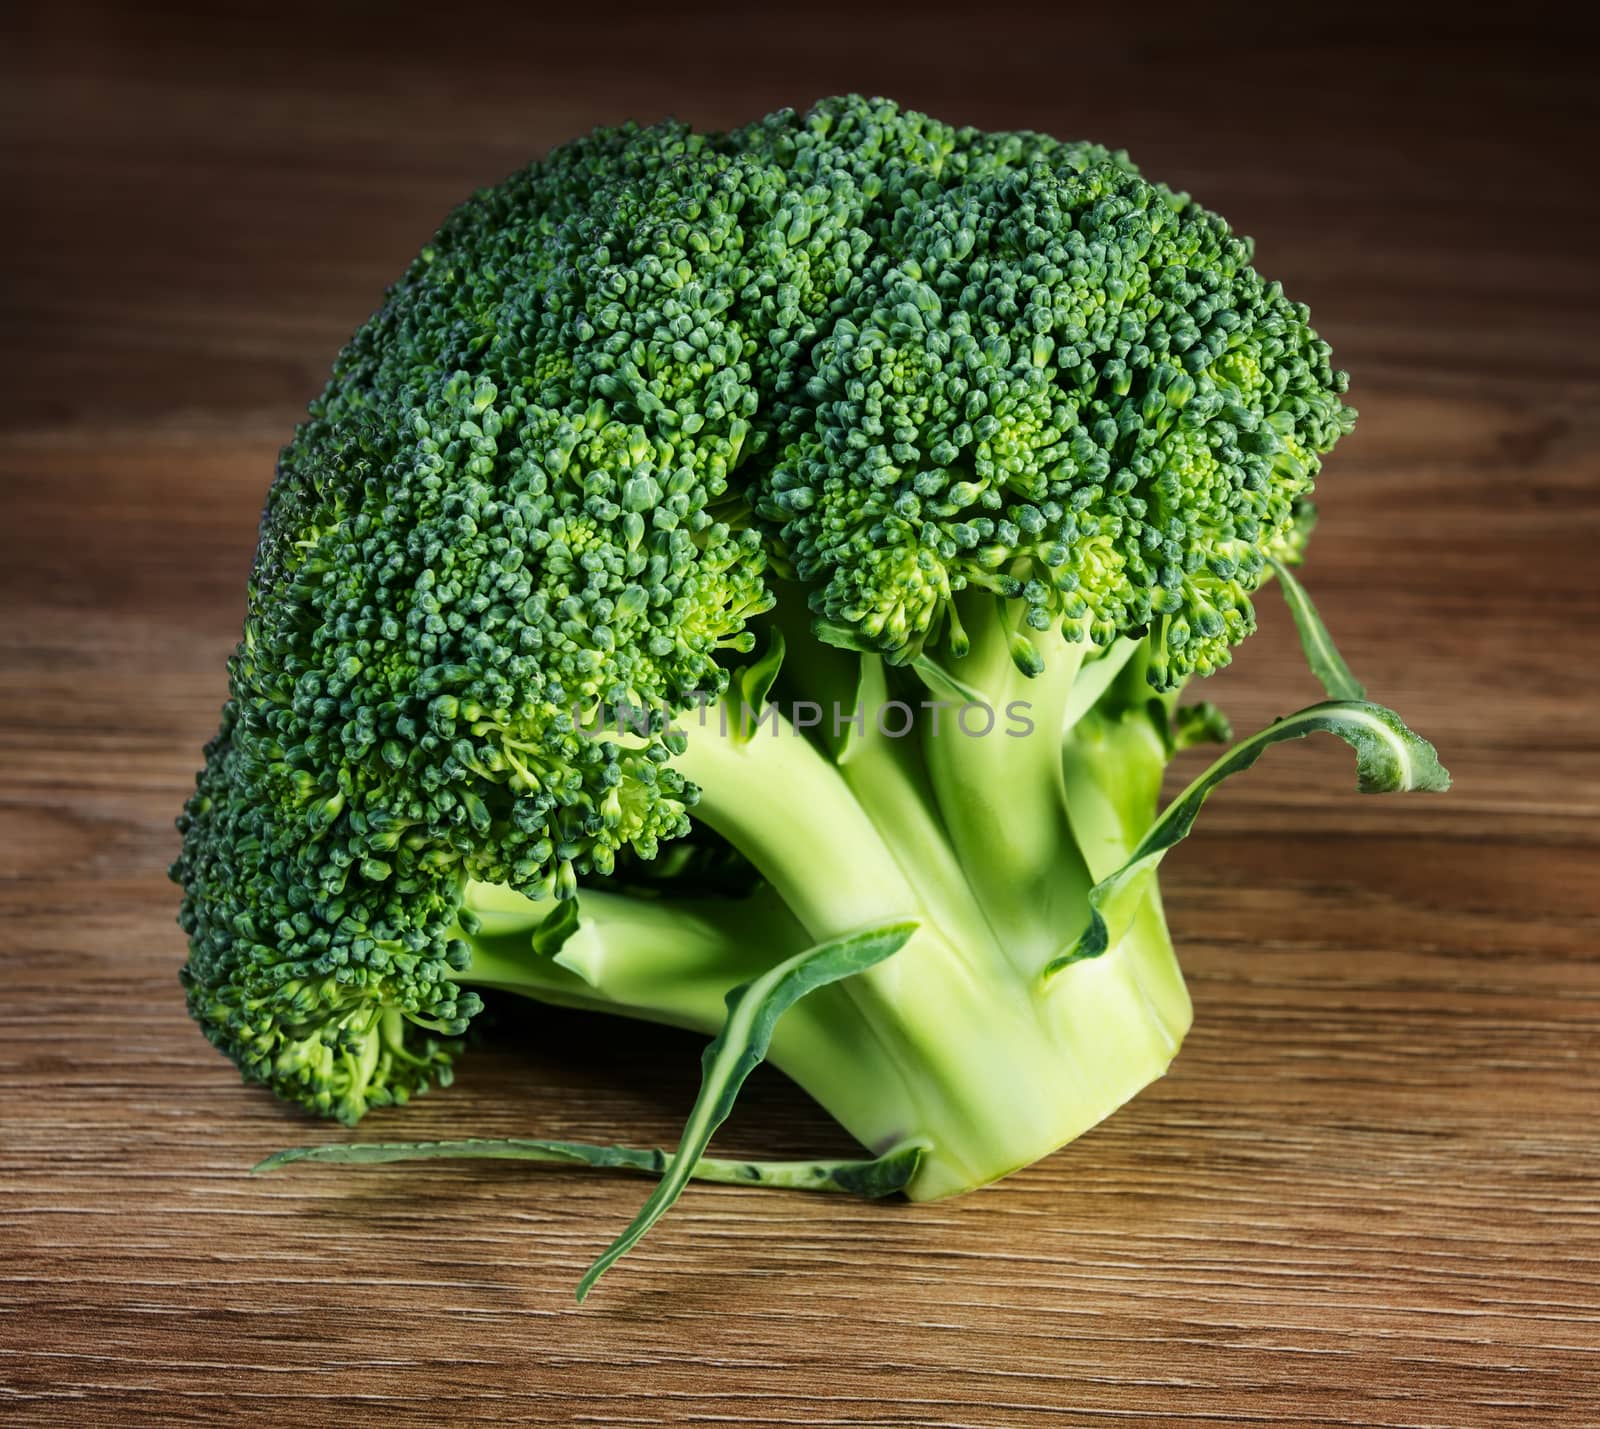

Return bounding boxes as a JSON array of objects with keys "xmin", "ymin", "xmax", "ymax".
[
  {"xmin": 734, "ymin": 627, "xmax": 787, "ymax": 743},
  {"xmin": 832, "ymin": 651, "xmax": 886, "ymax": 767},
  {"xmin": 1044, "ymin": 700, "xmax": 1450, "ymax": 980},
  {"xmin": 577, "ymin": 919, "xmax": 918, "ymax": 1302},
  {"xmin": 529, "ymin": 894, "xmax": 581, "ymax": 956},
  {"xmin": 811, "ymin": 618, "xmax": 879, "ymax": 656},
  {"xmin": 909, "ymin": 652, "xmax": 987, "ymax": 707},
  {"xmin": 1060, "ymin": 636, "xmax": 1142, "ymax": 731},
  {"xmin": 254, "ymin": 1135, "xmax": 925, "ymax": 1196},
  {"xmin": 1268, "ymin": 556, "xmax": 1365, "ymax": 701}
]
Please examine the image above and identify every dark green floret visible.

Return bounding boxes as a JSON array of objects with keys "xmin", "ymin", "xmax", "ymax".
[{"xmin": 176, "ymin": 97, "xmax": 1446, "ymax": 1294}]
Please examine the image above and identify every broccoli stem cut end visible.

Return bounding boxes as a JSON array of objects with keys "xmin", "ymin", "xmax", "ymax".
[{"xmin": 777, "ymin": 886, "xmax": 1191, "ymax": 1201}]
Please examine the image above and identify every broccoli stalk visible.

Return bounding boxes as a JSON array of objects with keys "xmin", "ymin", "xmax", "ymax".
[
  {"xmin": 437, "ymin": 606, "xmax": 1189, "ymax": 1202},
  {"xmin": 430, "ymin": 563, "xmax": 1443, "ymax": 1211}
]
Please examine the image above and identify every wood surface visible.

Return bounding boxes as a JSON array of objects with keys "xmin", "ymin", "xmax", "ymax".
[{"xmin": 2, "ymin": 2, "xmax": 1597, "ymax": 1423}]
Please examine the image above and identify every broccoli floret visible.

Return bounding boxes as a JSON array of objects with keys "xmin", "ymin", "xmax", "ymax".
[
  {"xmin": 764, "ymin": 162, "xmax": 1353, "ymax": 684},
  {"xmin": 176, "ymin": 97, "xmax": 1447, "ymax": 1258}
]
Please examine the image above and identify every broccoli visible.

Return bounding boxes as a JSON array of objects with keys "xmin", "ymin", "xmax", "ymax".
[{"xmin": 174, "ymin": 96, "xmax": 1448, "ymax": 1297}]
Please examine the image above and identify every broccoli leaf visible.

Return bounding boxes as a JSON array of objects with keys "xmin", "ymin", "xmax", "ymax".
[
  {"xmin": 1044, "ymin": 701, "xmax": 1450, "ymax": 979},
  {"xmin": 255, "ymin": 1135, "xmax": 924, "ymax": 1196},
  {"xmin": 733, "ymin": 628, "xmax": 787, "ymax": 744},
  {"xmin": 1269, "ymin": 555, "xmax": 1366, "ymax": 701},
  {"xmin": 577, "ymin": 919, "xmax": 918, "ymax": 1301}
]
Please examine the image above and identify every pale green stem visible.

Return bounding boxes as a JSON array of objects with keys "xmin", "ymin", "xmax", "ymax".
[{"xmin": 918, "ymin": 610, "xmax": 1096, "ymax": 978}]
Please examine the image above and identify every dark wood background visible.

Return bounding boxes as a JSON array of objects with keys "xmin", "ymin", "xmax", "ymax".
[{"xmin": 2, "ymin": 2, "xmax": 1597, "ymax": 1423}]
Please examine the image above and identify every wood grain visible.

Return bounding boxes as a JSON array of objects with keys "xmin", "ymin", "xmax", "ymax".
[{"xmin": 2, "ymin": 2, "xmax": 1597, "ymax": 1423}]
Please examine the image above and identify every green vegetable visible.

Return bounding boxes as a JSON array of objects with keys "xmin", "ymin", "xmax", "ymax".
[{"xmin": 175, "ymin": 95, "xmax": 1448, "ymax": 1296}]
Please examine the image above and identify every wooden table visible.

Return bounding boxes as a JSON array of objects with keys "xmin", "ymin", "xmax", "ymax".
[{"xmin": 3, "ymin": 3, "xmax": 1596, "ymax": 1423}]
